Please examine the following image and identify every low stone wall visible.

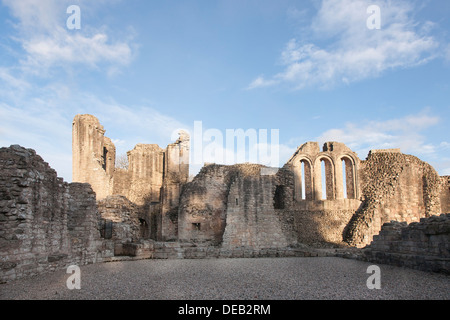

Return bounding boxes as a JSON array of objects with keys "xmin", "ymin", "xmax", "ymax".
[
  {"xmin": 362, "ymin": 214, "xmax": 450, "ymax": 274},
  {"xmin": 151, "ymin": 242, "xmax": 326, "ymax": 259}
]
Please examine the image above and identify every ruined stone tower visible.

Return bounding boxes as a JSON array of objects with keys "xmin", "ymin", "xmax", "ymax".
[
  {"xmin": 72, "ymin": 114, "xmax": 189, "ymax": 241},
  {"xmin": 72, "ymin": 114, "xmax": 115, "ymax": 200}
]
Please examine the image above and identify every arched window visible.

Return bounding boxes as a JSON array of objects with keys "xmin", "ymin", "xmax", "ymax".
[
  {"xmin": 342, "ymin": 159, "xmax": 348, "ymax": 199},
  {"xmin": 341, "ymin": 156, "xmax": 356, "ymax": 199},
  {"xmin": 299, "ymin": 159, "xmax": 313, "ymax": 200},
  {"xmin": 301, "ymin": 161, "xmax": 306, "ymax": 200},
  {"xmin": 320, "ymin": 157, "xmax": 334, "ymax": 200}
]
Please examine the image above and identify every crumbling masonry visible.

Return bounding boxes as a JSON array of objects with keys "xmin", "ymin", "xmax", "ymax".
[{"xmin": 1, "ymin": 114, "xmax": 449, "ymax": 282}]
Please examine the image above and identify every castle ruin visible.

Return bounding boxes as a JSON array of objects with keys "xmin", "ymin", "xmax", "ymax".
[{"xmin": 1, "ymin": 114, "xmax": 449, "ymax": 282}]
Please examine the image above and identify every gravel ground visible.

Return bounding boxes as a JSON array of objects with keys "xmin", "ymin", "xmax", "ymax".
[{"xmin": 1, "ymin": 257, "xmax": 449, "ymax": 300}]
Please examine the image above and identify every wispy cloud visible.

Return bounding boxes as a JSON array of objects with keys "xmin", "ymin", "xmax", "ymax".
[
  {"xmin": 246, "ymin": 76, "xmax": 279, "ymax": 90},
  {"xmin": 2, "ymin": 0, "xmax": 134, "ymax": 75},
  {"xmin": 316, "ymin": 108, "xmax": 444, "ymax": 160},
  {"xmin": 249, "ymin": 0, "xmax": 440, "ymax": 90},
  {"xmin": 0, "ymin": 0, "xmax": 141, "ymax": 180}
]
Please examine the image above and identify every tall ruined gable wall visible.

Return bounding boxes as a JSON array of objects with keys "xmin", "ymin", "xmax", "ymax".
[{"xmin": 284, "ymin": 141, "xmax": 362, "ymax": 246}]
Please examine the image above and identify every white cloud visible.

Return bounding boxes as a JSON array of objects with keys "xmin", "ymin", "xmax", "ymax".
[
  {"xmin": 22, "ymin": 32, "xmax": 132, "ymax": 69},
  {"xmin": 249, "ymin": 0, "xmax": 439, "ymax": 90},
  {"xmin": 2, "ymin": 0, "xmax": 134, "ymax": 75},
  {"xmin": 316, "ymin": 109, "xmax": 441, "ymax": 159},
  {"xmin": 246, "ymin": 76, "xmax": 279, "ymax": 90}
]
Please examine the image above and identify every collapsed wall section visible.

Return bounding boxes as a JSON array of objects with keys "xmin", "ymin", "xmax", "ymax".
[{"xmin": 344, "ymin": 151, "xmax": 443, "ymax": 247}]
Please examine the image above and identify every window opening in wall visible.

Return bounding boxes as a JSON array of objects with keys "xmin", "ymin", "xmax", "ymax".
[
  {"xmin": 320, "ymin": 158, "xmax": 334, "ymax": 200},
  {"xmin": 342, "ymin": 157, "xmax": 355, "ymax": 199},
  {"xmin": 300, "ymin": 159, "xmax": 312, "ymax": 201},
  {"xmin": 139, "ymin": 218, "xmax": 149, "ymax": 239},
  {"xmin": 274, "ymin": 185, "xmax": 285, "ymax": 209},
  {"xmin": 321, "ymin": 160, "xmax": 327, "ymax": 200},
  {"xmin": 102, "ymin": 147, "xmax": 107, "ymax": 171},
  {"xmin": 235, "ymin": 198, "xmax": 239, "ymax": 206},
  {"xmin": 342, "ymin": 160, "xmax": 348, "ymax": 199},
  {"xmin": 192, "ymin": 223, "xmax": 201, "ymax": 231},
  {"xmin": 301, "ymin": 161, "xmax": 306, "ymax": 200},
  {"xmin": 99, "ymin": 219, "xmax": 113, "ymax": 239}
]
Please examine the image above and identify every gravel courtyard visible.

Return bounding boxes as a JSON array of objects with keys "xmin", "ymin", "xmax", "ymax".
[{"xmin": 1, "ymin": 257, "xmax": 449, "ymax": 300}]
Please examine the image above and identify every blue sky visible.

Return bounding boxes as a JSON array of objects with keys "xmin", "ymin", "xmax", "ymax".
[{"xmin": 0, "ymin": 0, "xmax": 449, "ymax": 181}]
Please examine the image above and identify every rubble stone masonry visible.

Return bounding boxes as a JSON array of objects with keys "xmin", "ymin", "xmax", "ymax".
[
  {"xmin": 363, "ymin": 214, "xmax": 450, "ymax": 274},
  {"xmin": 0, "ymin": 145, "xmax": 104, "ymax": 283},
  {"xmin": 343, "ymin": 151, "xmax": 443, "ymax": 247}
]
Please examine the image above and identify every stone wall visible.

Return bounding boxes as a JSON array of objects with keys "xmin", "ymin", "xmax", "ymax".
[
  {"xmin": 284, "ymin": 141, "xmax": 363, "ymax": 246},
  {"xmin": 67, "ymin": 183, "xmax": 104, "ymax": 267},
  {"xmin": 72, "ymin": 115, "xmax": 166, "ymax": 205},
  {"xmin": 72, "ymin": 114, "xmax": 114, "ymax": 200},
  {"xmin": 0, "ymin": 145, "xmax": 104, "ymax": 283},
  {"xmin": 97, "ymin": 195, "xmax": 141, "ymax": 243},
  {"xmin": 285, "ymin": 141, "xmax": 360, "ymax": 201},
  {"xmin": 440, "ymin": 176, "xmax": 450, "ymax": 214},
  {"xmin": 151, "ymin": 241, "xmax": 324, "ymax": 259},
  {"xmin": 2, "ymin": 139, "xmax": 450, "ymax": 282},
  {"xmin": 178, "ymin": 163, "xmax": 297, "ymax": 250},
  {"xmin": 291, "ymin": 200, "xmax": 362, "ymax": 247},
  {"xmin": 72, "ymin": 114, "xmax": 190, "ymax": 241},
  {"xmin": 221, "ymin": 166, "xmax": 295, "ymax": 250},
  {"xmin": 362, "ymin": 214, "xmax": 450, "ymax": 274},
  {"xmin": 122, "ymin": 144, "xmax": 165, "ymax": 205},
  {"xmin": 159, "ymin": 131, "xmax": 190, "ymax": 241},
  {"xmin": 283, "ymin": 143, "xmax": 449, "ymax": 248},
  {"xmin": 178, "ymin": 164, "xmax": 240, "ymax": 245},
  {"xmin": 344, "ymin": 151, "xmax": 443, "ymax": 247}
]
